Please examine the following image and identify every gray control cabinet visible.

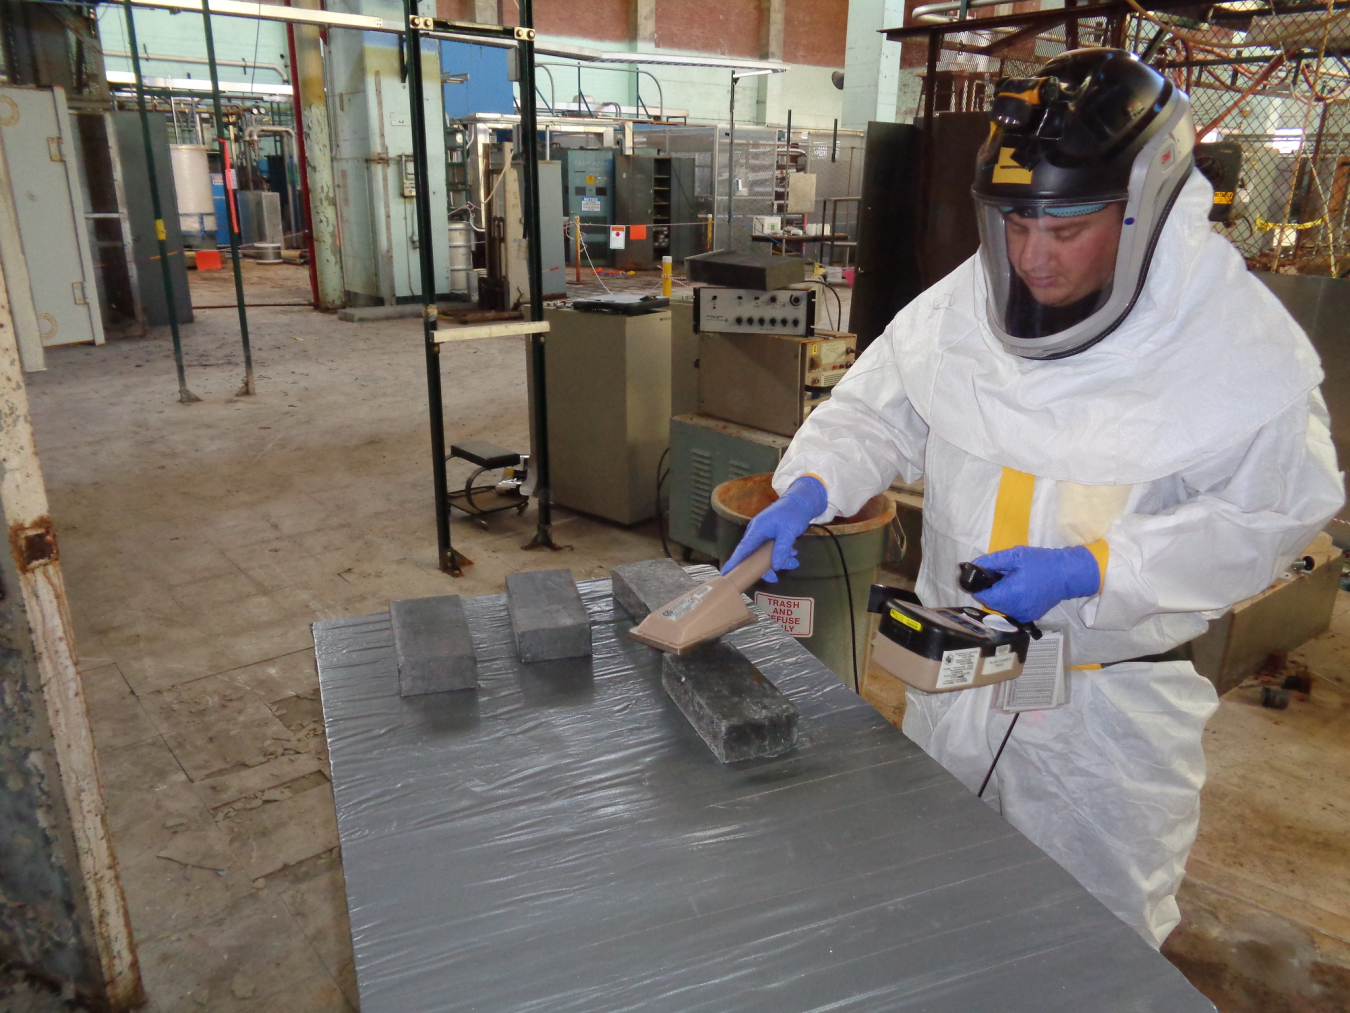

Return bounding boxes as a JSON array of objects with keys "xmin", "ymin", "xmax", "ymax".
[
  {"xmin": 543, "ymin": 306, "xmax": 672, "ymax": 525},
  {"xmin": 561, "ymin": 147, "xmax": 614, "ymax": 267}
]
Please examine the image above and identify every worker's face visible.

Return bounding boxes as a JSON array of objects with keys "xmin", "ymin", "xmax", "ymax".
[{"xmin": 1004, "ymin": 205, "xmax": 1124, "ymax": 307}]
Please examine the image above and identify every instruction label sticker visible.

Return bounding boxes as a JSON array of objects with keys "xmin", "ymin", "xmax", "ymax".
[
  {"xmin": 658, "ymin": 583, "xmax": 714, "ymax": 621},
  {"xmin": 755, "ymin": 592, "xmax": 814, "ymax": 638},
  {"xmin": 983, "ymin": 644, "xmax": 1018, "ymax": 676},
  {"xmin": 936, "ymin": 647, "xmax": 980, "ymax": 689},
  {"xmin": 580, "ymin": 196, "xmax": 601, "ymax": 213},
  {"xmin": 999, "ymin": 631, "xmax": 1067, "ymax": 712}
]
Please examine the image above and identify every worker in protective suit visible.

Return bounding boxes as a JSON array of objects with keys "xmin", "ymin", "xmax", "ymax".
[{"xmin": 722, "ymin": 48, "xmax": 1345, "ymax": 947}]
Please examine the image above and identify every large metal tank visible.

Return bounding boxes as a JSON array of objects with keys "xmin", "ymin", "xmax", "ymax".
[
  {"xmin": 448, "ymin": 220, "xmax": 474, "ymax": 296},
  {"xmin": 168, "ymin": 144, "xmax": 216, "ymax": 241}
]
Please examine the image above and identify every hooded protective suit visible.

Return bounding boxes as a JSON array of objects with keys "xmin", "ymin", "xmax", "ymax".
[{"xmin": 773, "ymin": 170, "xmax": 1345, "ymax": 946}]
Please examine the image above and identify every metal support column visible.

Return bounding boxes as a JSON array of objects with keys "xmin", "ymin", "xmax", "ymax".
[
  {"xmin": 292, "ymin": 0, "xmax": 344, "ymax": 309},
  {"xmin": 405, "ymin": 3, "xmax": 469, "ymax": 575},
  {"xmin": 200, "ymin": 0, "xmax": 256, "ymax": 395},
  {"xmin": 122, "ymin": 0, "xmax": 199, "ymax": 404},
  {"xmin": 519, "ymin": 0, "xmax": 559, "ymax": 552},
  {"xmin": 727, "ymin": 71, "xmax": 737, "ymax": 236},
  {"xmin": 284, "ymin": 12, "xmax": 321, "ymax": 309}
]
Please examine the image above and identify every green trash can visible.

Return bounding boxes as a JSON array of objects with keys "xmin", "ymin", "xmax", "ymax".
[{"xmin": 711, "ymin": 473, "xmax": 897, "ymax": 690}]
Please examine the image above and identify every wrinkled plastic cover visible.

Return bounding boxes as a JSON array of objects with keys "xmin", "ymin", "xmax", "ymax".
[{"xmin": 313, "ymin": 573, "xmax": 1214, "ymax": 1013}]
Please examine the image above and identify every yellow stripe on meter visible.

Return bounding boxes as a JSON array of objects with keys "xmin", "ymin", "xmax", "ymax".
[{"xmin": 890, "ymin": 609, "xmax": 921, "ymax": 631}]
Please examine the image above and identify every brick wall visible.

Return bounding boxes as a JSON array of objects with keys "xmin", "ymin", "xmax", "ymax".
[
  {"xmin": 655, "ymin": 0, "xmax": 762, "ymax": 58},
  {"xmin": 783, "ymin": 0, "xmax": 847, "ymax": 67},
  {"xmin": 536, "ymin": 0, "xmax": 631, "ymax": 41},
  {"xmin": 436, "ymin": 0, "xmax": 847, "ymax": 62},
  {"xmin": 435, "ymin": 0, "xmax": 474, "ymax": 20}
]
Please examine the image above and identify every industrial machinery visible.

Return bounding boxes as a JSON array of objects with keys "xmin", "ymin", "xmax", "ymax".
[
  {"xmin": 541, "ymin": 303, "xmax": 672, "ymax": 525},
  {"xmin": 667, "ymin": 415, "xmax": 790, "ymax": 558},
  {"xmin": 693, "ymin": 286, "xmax": 853, "ymax": 439},
  {"xmin": 562, "ymin": 147, "xmax": 614, "ymax": 267}
]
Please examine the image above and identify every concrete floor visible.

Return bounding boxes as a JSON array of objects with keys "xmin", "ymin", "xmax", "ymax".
[
  {"xmin": 21, "ymin": 261, "xmax": 1350, "ymax": 1012},
  {"xmin": 28, "ymin": 262, "xmax": 667, "ymax": 1012}
]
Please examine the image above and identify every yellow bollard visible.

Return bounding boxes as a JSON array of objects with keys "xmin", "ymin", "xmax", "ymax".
[
  {"xmin": 662, "ymin": 256, "xmax": 672, "ymax": 298},
  {"xmin": 573, "ymin": 215, "xmax": 583, "ymax": 284}
]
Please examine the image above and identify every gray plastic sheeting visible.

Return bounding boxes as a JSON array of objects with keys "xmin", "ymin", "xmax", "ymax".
[{"xmin": 313, "ymin": 575, "xmax": 1216, "ymax": 1013}]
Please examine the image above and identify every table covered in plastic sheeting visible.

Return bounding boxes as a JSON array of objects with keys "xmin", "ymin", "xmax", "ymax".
[{"xmin": 313, "ymin": 574, "xmax": 1215, "ymax": 1013}]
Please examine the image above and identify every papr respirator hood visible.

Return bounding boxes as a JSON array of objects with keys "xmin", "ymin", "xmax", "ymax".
[{"xmin": 972, "ymin": 48, "xmax": 1195, "ymax": 359}]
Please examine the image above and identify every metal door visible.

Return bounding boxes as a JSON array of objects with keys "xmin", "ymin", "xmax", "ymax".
[{"xmin": 0, "ymin": 86, "xmax": 104, "ymax": 347}]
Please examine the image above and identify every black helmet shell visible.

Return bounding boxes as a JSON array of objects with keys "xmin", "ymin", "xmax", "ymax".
[{"xmin": 975, "ymin": 48, "xmax": 1177, "ymax": 205}]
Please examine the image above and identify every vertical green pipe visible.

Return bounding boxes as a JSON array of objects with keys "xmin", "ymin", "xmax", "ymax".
[
  {"xmin": 404, "ymin": 2, "xmax": 465, "ymax": 574},
  {"xmin": 121, "ymin": 0, "xmax": 199, "ymax": 404},
  {"xmin": 200, "ymin": 0, "xmax": 256, "ymax": 395}
]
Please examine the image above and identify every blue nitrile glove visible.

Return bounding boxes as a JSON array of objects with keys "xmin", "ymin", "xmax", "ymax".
[
  {"xmin": 720, "ymin": 476, "xmax": 828, "ymax": 584},
  {"xmin": 969, "ymin": 545, "xmax": 1101, "ymax": 623}
]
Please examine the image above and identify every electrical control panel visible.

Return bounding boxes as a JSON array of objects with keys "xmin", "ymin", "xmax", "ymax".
[
  {"xmin": 693, "ymin": 287, "xmax": 815, "ymax": 336},
  {"xmin": 400, "ymin": 154, "xmax": 417, "ymax": 198}
]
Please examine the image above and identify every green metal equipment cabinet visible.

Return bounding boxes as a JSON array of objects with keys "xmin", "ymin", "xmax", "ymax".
[{"xmin": 667, "ymin": 414, "xmax": 789, "ymax": 558}]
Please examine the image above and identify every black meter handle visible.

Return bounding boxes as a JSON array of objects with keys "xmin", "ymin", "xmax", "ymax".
[{"xmin": 957, "ymin": 561, "xmax": 1043, "ymax": 641}]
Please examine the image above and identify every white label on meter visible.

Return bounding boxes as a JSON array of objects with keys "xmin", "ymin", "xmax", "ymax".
[
  {"xmin": 658, "ymin": 583, "xmax": 714, "ymax": 621},
  {"xmin": 755, "ymin": 592, "xmax": 814, "ymax": 638},
  {"xmin": 936, "ymin": 647, "xmax": 980, "ymax": 688},
  {"xmin": 983, "ymin": 644, "xmax": 1018, "ymax": 675}
]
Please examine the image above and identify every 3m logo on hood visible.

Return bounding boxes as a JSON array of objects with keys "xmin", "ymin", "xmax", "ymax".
[{"xmin": 992, "ymin": 147, "xmax": 1033, "ymax": 185}]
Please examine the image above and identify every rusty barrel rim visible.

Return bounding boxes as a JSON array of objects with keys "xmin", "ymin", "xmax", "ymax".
[{"xmin": 710, "ymin": 473, "xmax": 895, "ymax": 537}]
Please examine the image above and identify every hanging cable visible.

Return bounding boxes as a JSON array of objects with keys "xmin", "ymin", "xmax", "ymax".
[
  {"xmin": 810, "ymin": 523, "xmax": 859, "ymax": 694},
  {"xmin": 978, "ymin": 714, "xmax": 1020, "ymax": 799}
]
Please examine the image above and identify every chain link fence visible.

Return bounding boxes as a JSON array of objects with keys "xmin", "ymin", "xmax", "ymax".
[{"xmin": 920, "ymin": 18, "xmax": 1350, "ymax": 276}]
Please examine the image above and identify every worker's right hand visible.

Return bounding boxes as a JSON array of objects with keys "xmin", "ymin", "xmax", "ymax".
[{"xmin": 720, "ymin": 475, "xmax": 828, "ymax": 584}]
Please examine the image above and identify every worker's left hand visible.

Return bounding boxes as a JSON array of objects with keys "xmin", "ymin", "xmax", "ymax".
[{"xmin": 969, "ymin": 544, "xmax": 1101, "ymax": 623}]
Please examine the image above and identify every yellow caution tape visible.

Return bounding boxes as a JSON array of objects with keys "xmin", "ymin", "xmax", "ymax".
[{"xmin": 1255, "ymin": 213, "xmax": 1328, "ymax": 232}]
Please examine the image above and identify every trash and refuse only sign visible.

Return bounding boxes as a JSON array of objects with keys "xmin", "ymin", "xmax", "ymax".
[{"xmin": 755, "ymin": 592, "xmax": 815, "ymax": 638}]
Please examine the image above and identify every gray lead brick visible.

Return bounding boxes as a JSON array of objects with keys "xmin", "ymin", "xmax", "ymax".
[
  {"xmin": 506, "ymin": 569, "xmax": 592, "ymax": 663},
  {"xmin": 611, "ymin": 558, "xmax": 700, "ymax": 620},
  {"xmin": 391, "ymin": 595, "xmax": 478, "ymax": 696},
  {"xmin": 661, "ymin": 643, "xmax": 799, "ymax": 763}
]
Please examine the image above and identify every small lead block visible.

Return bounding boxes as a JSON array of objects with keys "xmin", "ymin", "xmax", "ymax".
[
  {"xmin": 391, "ymin": 595, "xmax": 478, "ymax": 696},
  {"xmin": 611, "ymin": 558, "xmax": 700, "ymax": 620},
  {"xmin": 506, "ymin": 568, "xmax": 592, "ymax": 663},
  {"xmin": 661, "ymin": 642, "xmax": 799, "ymax": 763}
]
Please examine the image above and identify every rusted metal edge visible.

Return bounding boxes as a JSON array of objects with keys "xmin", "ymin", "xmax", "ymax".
[{"xmin": 0, "ymin": 255, "xmax": 142, "ymax": 1007}]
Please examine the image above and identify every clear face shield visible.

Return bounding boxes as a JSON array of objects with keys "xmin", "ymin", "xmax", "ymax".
[{"xmin": 975, "ymin": 198, "xmax": 1129, "ymax": 344}]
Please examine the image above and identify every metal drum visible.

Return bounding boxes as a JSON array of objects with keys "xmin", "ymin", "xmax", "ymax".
[
  {"xmin": 712, "ymin": 473, "xmax": 896, "ymax": 689},
  {"xmin": 169, "ymin": 144, "xmax": 216, "ymax": 239},
  {"xmin": 448, "ymin": 220, "xmax": 474, "ymax": 296}
]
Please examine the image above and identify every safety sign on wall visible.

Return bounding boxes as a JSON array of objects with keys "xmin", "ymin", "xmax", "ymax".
[
  {"xmin": 755, "ymin": 592, "xmax": 814, "ymax": 638},
  {"xmin": 580, "ymin": 196, "xmax": 601, "ymax": 213},
  {"xmin": 609, "ymin": 226, "xmax": 626, "ymax": 249}
]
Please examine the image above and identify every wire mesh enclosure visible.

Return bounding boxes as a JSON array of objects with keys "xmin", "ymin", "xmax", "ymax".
[{"xmin": 896, "ymin": 1, "xmax": 1350, "ymax": 277}]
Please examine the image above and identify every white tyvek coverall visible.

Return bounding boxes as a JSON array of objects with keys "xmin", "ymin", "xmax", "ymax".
[{"xmin": 774, "ymin": 171, "xmax": 1345, "ymax": 947}]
